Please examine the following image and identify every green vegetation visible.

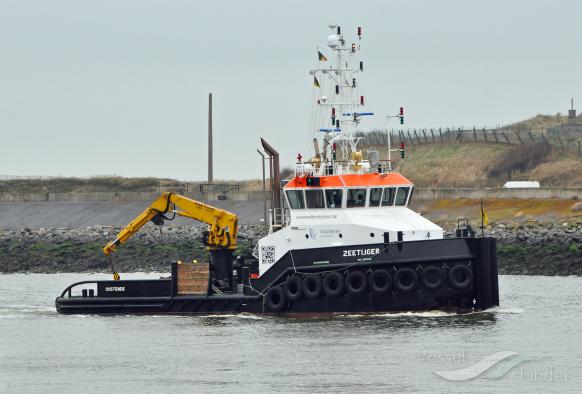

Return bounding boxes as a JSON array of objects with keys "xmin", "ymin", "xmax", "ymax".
[
  {"xmin": 0, "ymin": 176, "xmax": 266, "ymax": 194},
  {"xmin": 487, "ymin": 143, "xmax": 551, "ymax": 178},
  {"xmin": 0, "ymin": 239, "xmax": 209, "ymax": 273},
  {"xmin": 497, "ymin": 241, "xmax": 582, "ymax": 275},
  {"xmin": 380, "ymin": 143, "xmax": 582, "ymax": 188},
  {"xmin": 0, "ymin": 176, "xmax": 187, "ymax": 193},
  {"xmin": 510, "ymin": 113, "xmax": 582, "ymax": 132}
]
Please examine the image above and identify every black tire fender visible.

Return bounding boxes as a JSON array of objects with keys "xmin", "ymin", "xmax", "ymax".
[
  {"xmin": 302, "ymin": 274, "xmax": 323, "ymax": 299},
  {"xmin": 368, "ymin": 269, "xmax": 392, "ymax": 294},
  {"xmin": 448, "ymin": 264, "xmax": 473, "ymax": 290},
  {"xmin": 284, "ymin": 275, "xmax": 303, "ymax": 301},
  {"xmin": 265, "ymin": 286, "xmax": 286, "ymax": 312},
  {"xmin": 345, "ymin": 271, "xmax": 367, "ymax": 296},
  {"xmin": 394, "ymin": 267, "xmax": 419, "ymax": 293},
  {"xmin": 322, "ymin": 271, "xmax": 344, "ymax": 298},
  {"xmin": 421, "ymin": 266, "xmax": 446, "ymax": 290}
]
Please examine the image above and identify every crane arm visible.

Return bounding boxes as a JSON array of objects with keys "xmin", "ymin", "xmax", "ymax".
[{"xmin": 103, "ymin": 192, "xmax": 238, "ymax": 256}]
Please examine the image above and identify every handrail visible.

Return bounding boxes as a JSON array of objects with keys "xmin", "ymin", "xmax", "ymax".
[
  {"xmin": 295, "ymin": 160, "xmax": 372, "ymax": 177},
  {"xmin": 59, "ymin": 280, "xmax": 100, "ymax": 298},
  {"xmin": 269, "ymin": 207, "xmax": 289, "ymax": 233}
]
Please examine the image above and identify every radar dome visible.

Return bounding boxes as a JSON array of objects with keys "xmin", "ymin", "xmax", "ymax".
[{"xmin": 327, "ymin": 34, "xmax": 340, "ymax": 48}]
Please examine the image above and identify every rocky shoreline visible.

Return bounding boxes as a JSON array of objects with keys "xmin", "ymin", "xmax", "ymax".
[{"xmin": 1, "ymin": 221, "xmax": 581, "ymax": 275}]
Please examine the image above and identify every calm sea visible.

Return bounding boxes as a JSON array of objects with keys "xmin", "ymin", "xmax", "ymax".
[{"xmin": 1, "ymin": 274, "xmax": 580, "ymax": 393}]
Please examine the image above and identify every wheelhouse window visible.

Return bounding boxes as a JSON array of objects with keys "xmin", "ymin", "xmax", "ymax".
[
  {"xmin": 325, "ymin": 189, "xmax": 343, "ymax": 208},
  {"xmin": 286, "ymin": 190, "xmax": 305, "ymax": 209},
  {"xmin": 369, "ymin": 188, "xmax": 383, "ymax": 207},
  {"xmin": 347, "ymin": 188, "xmax": 367, "ymax": 208},
  {"xmin": 305, "ymin": 189, "xmax": 325, "ymax": 209},
  {"xmin": 381, "ymin": 187, "xmax": 396, "ymax": 206},
  {"xmin": 395, "ymin": 187, "xmax": 410, "ymax": 206}
]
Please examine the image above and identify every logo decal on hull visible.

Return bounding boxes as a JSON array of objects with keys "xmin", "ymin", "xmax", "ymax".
[{"xmin": 308, "ymin": 228, "xmax": 317, "ymax": 240}]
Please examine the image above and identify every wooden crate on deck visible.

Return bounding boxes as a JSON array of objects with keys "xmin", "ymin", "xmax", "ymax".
[{"xmin": 176, "ymin": 263, "xmax": 209, "ymax": 294}]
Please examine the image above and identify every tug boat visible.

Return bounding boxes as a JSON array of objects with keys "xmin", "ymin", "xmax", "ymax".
[{"xmin": 56, "ymin": 26, "xmax": 499, "ymax": 315}]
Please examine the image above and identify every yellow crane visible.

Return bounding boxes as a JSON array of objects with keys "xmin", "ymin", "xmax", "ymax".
[{"xmin": 103, "ymin": 192, "xmax": 238, "ymax": 283}]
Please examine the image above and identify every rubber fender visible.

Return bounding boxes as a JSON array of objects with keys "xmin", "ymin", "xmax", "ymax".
[
  {"xmin": 302, "ymin": 274, "xmax": 323, "ymax": 299},
  {"xmin": 284, "ymin": 275, "xmax": 303, "ymax": 301},
  {"xmin": 421, "ymin": 266, "xmax": 446, "ymax": 290},
  {"xmin": 265, "ymin": 286, "xmax": 286, "ymax": 312},
  {"xmin": 322, "ymin": 271, "xmax": 344, "ymax": 298},
  {"xmin": 448, "ymin": 264, "xmax": 473, "ymax": 290},
  {"xmin": 394, "ymin": 267, "xmax": 419, "ymax": 293},
  {"xmin": 368, "ymin": 269, "xmax": 392, "ymax": 294},
  {"xmin": 345, "ymin": 271, "xmax": 367, "ymax": 296}
]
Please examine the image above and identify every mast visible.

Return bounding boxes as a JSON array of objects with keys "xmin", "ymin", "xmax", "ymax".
[
  {"xmin": 309, "ymin": 25, "xmax": 371, "ymax": 175},
  {"xmin": 309, "ymin": 26, "xmax": 405, "ymax": 175}
]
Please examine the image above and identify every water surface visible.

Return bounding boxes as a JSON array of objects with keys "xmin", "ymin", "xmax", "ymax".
[{"xmin": 1, "ymin": 274, "xmax": 580, "ymax": 393}]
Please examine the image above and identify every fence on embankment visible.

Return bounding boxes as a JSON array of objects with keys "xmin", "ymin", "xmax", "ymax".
[
  {"xmin": 357, "ymin": 127, "xmax": 582, "ymax": 156},
  {"xmin": 1, "ymin": 188, "xmax": 580, "ymax": 203},
  {"xmin": 413, "ymin": 187, "xmax": 581, "ymax": 200}
]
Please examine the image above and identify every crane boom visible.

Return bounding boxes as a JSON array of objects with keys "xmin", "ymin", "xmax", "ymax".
[{"xmin": 103, "ymin": 192, "xmax": 238, "ymax": 256}]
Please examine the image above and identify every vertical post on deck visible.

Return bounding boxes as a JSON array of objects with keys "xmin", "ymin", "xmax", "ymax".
[{"xmin": 208, "ymin": 93, "xmax": 213, "ymax": 186}]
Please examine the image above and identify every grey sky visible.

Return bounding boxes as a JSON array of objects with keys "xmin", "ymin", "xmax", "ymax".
[{"xmin": 1, "ymin": 0, "xmax": 581, "ymax": 181}]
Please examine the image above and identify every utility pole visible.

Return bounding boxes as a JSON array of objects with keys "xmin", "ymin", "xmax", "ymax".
[{"xmin": 208, "ymin": 93, "xmax": 213, "ymax": 186}]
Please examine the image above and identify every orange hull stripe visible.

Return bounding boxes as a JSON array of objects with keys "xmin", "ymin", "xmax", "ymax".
[{"xmin": 285, "ymin": 172, "xmax": 412, "ymax": 188}]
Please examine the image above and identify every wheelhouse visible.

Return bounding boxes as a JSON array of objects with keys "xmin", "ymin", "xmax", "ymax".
[{"xmin": 283, "ymin": 173, "xmax": 414, "ymax": 210}]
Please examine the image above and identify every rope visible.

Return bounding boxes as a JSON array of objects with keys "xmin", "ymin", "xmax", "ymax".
[
  {"xmin": 250, "ymin": 248, "xmax": 389, "ymax": 297},
  {"xmin": 241, "ymin": 283, "xmax": 267, "ymax": 297},
  {"xmin": 243, "ymin": 245, "xmax": 392, "ymax": 298},
  {"xmin": 71, "ymin": 250, "xmax": 120, "ymax": 281}
]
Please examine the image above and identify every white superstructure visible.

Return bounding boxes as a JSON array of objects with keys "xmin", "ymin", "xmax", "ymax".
[{"xmin": 256, "ymin": 26, "xmax": 443, "ymax": 277}]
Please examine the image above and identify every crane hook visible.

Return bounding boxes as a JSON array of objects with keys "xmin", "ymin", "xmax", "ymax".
[{"xmin": 108, "ymin": 255, "xmax": 120, "ymax": 281}]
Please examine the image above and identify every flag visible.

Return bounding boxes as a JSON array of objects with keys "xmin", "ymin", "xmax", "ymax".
[
  {"xmin": 313, "ymin": 76, "xmax": 320, "ymax": 88},
  {"xmin": 318, "ymin": 51, "xmax": 327, "ymax": 61},
  {"xmin": 481, "ymin": 203, "xmax": 489, "ymax": 226}
]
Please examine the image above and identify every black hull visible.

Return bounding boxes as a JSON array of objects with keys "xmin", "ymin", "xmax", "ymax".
[{"xmin": 55, "ymin": 237, "xmax": 499, "ymax": 315}]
